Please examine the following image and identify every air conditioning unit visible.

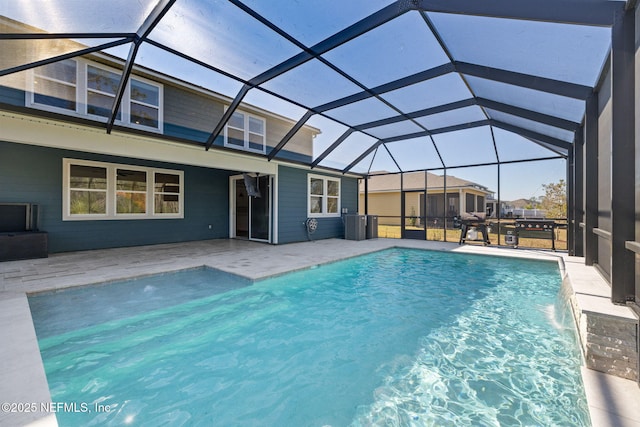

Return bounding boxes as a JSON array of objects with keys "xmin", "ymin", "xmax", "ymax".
[
  {"xmin": 344, "ymin": 215, "xmax": 366, "ymax": 241},
  {"xmin": 366, "ymin": 215, "xmax": 378, "ymax": 239}
]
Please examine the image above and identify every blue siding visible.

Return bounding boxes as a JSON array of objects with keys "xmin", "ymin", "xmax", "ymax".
[
  {"xmin": 0, "ymin": 141, "xmax": 232, "ymax": 253},
  {"xmin": 164, "ymin": 124, "xmax": 312, "ymax": 163},
  {"xmin": 0, "ymin": 86, "xmax": 26, "ymax": 107},
  {"xmin": 268, "ymin": 149, "xmax": 312, "ymax": 164},
  {"xmin": 277, "ymin": 165, "xmax": 358, "ymax": 244},
  {"xmin": 164, "ymin": 123, "xmax": 211, "ymax": 144}
]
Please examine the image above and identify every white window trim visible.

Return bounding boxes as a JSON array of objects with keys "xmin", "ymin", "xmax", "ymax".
[
  {"xmin": 27, "ymin": 58, "xmax": 163, "ymax": 133},
  {"xmin": 307, "ymin": 174, "xmax": 341, "ymax": 218},
  {"xmin": 223, "ymin": 107, "xmax": 266, "ymax": 154},
  {"xmin": 29, "ymin": 58, "xmax": 80, "ymax": 115},
  {"xmin": 126, "ymin": 74, "xmax": 163, "ymax": 133},
  {"xmin": 63, "ymin": 158, "xmax": 183, "ymax": 221}
]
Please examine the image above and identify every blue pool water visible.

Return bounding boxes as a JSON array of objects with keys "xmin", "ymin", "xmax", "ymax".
[{"xmin": 29, "ymin": 248, "xmax": 589, "ymax": 426}]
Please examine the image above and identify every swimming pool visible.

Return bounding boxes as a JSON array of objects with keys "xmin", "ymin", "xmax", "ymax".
[{"xmin": 28, "ymin": 248, "xmax": 589, "ymax": 426}]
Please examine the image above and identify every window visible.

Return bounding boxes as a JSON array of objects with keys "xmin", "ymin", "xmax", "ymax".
[
  {"xmin": 29, "ymin": 59, "xmax": 162, "ymax": 132},
  {"xmin": 154, "ymin": 172, "xmax": 181, "ymax": 215},
  {"xmin": 32, "ymin": 59, "xmax": 77, "ymax": 112},
  {"xmin": 69, "ymin": 164, "xmax": 107, "ymax": 215},
  {"xmin": 130, "ymin": 79, "xmax": 160, "ymax": 129},
  {"xmin": 224, "ymin": 109, "xmax": 266, "ymax": 153},
  {"xmin": 87, "ymin": 65, "xmax": 121, "ymax": 120},
  {"xmin": 308, "ymin": 174, "xmax": 341, "ymax": 217},
  {"xmin": 226, "ymin": 111, "xmax": 246, "ymax": 148},
  {"xmin": 63, "ymin": 159, "xmax": 183, "ymax": 220},
  {"xmin": 116, "ymin": 169, "xmax": 147, "ymax": 214}
]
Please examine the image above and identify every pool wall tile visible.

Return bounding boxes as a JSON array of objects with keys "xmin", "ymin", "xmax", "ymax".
[{"xmin": 563, "ymin": 257, "xmax": 639, "ymax": 381}]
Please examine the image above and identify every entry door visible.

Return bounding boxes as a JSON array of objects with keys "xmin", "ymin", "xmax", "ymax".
[
  {"xmin": 402, "ymin": 190, "xmax": 426, "ymax": 240},
  {"xmin": 234, "ymin": 175, "xmax": 271, "ymax": 242}
]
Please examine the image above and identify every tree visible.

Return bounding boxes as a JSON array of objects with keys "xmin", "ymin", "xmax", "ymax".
[
  {"xmin": 540, "ymin": 179, "xmax": 567, "ymax": 218},
  {"xmin": 524, "ymin": 197, "xmax": 541, "ymax": 209}
]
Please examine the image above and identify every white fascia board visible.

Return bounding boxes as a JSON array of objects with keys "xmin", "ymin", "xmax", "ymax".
[
  {"xmin": 271, "ymin": 158, "xmax": 362, "ymax": 180},
  {"xmin": 0, "ymin": 112, "xmax": 278, "ymax": 175}
]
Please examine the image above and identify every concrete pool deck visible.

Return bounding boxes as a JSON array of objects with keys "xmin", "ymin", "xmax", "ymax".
[{"xmin": 1, "ymin": 238, "xmax": 638, "ymax": 426}]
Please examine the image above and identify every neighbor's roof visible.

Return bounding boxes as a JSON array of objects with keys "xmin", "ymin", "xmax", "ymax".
[
  {"xmin": 362, "ymin": 171, "xmax": 491, "ymax": 193},
  {"xmin": 0, "ymin": 1, "xmax": 622, "ymax": 175}
]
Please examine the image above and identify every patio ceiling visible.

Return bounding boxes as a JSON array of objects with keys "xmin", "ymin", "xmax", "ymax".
[{"xmin": 0, "ymin": 0, "xmax": 624, "ymax": 176}]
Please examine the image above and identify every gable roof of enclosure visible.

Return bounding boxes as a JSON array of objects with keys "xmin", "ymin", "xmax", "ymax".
[{"xmin": 0, "ymin": 0, "xmax": 624, "ymax": 176}]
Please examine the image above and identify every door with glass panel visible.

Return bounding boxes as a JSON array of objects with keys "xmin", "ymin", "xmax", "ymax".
[{"xmin": 233, "ymin": 175, "xmax": 271, "ymax": 242}]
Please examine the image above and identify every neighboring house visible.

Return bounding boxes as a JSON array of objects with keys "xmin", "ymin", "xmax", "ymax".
[
  {"xmin": 0, "ymin": 18, "xmax": 359, "ymax": 254},
  {"xmin": 359, "ymin": 171, "xmax": 492, "ymax": 226}
]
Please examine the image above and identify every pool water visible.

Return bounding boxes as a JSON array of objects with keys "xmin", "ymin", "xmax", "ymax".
[{"xmin": 29, "ymin": 248, "xmax": 590, "ymax": 426}]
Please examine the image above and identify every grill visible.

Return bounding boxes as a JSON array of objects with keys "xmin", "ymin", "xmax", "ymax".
[
  {"xmin": 456, "ymin": 212, "xmax": 490, "ymax": 246},
  {"xmin": 514, "ymin": 219, "xmax": 558, "ymax": 250}
]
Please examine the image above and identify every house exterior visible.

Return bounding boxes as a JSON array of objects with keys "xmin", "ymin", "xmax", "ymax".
[
  {"xmin": 359, "ymin": 171, "xmax": 493, "ymax": 226},
  {"xmin": 0, "ymin": 22, "xmax": 359, "ymax": 254}
]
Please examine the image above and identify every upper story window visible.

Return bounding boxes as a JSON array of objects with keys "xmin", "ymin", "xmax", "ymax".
[
  {"xmin": 308, "ymin": 174, "xmax": 341, "ymax": 217},
  {"xmin": 224, "ymin": 109, "xmax": 266, "ymax": 153},
  {"xmin": 87, "ymin": 65, "xmax": 121, "ymax": 120},
  {"xmin": 28, "ymin": 59, "xmax": 163, "ymax": 132},
  {"xmin": 63, "ymin": 158, "xmax": 183, "ymax": 220},
  {"xmin": 33, "ymin": 59, "xmax": 77, "ymax": 112},
  {"xmin": 130, "ymin": 79, "xmax": 160, "ymax": 129}
]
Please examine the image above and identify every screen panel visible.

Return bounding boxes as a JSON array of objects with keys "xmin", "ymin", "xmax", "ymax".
[{"xmin": 323, "ymin": 12, "xmax": 449, "ymax": 88}]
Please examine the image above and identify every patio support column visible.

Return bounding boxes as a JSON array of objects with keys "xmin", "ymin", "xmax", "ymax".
[
  {"xmin": 610, "ymin": 7, "xmax": 636, "ymax": 304},
  {"xmin": 574, "ymin": 125, "xmax": 585, "ymax": 257},
  {"xmin": 584, "ymin": 95, "xmax": 599, "ymax": 266},
  {"xmin": 423, "ymin": 171, "xmax": 428, "ymax": 239},
  {"xmin": 364, "ymin": 177, "xmax": 369, "ymax": 216},
  {"xmin": 400, "ymin": 173, "xmax": 405, "ymax": 239},
  {"xmin": 635, "ymin": 3, "xmax": 640, "ymax": 313},
  {"xmin": 443, "ymin": 169, "xmax": 447, "ymax": 242},
  {"xmin": 497, "ymin": 162, "xmax": 501, "ymax": 245},
  {"xmin": 567, "ymin": 147, "xmax": 575, "ymax": 256}
]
